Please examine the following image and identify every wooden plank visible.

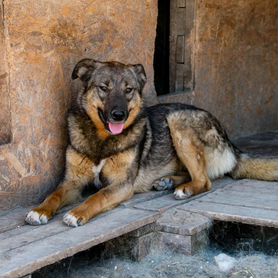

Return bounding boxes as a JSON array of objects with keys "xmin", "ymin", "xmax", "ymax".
[
  {"xmin": 0, "ymin": 207, "xmax": 30, "ymax": 233},
  {"xmin": 0, "ymin": 208, "xmax": 159, "ymax": 278},
  {"xmin": 0, "ymin": 215, "xmax": 70, "ymax": 254},
  {"xmin": 218, "ymin": 182, "xmax": 278, "ymax": 196},
  {"xmin": 0, "ymin": 224, "xmax": 42, "ymax": 241},
  {"xmin": 133, "ymin": 193, "xmax": 185, "ymax": 212},
  {"xmin": 177, "ymin": 0, "xmax": 186, "ymax": 8},
  {"xmin": 199, "ymin": 190, "xmax": 277, "ymax": 210},
  {"xmin": 200, "ymin": 180, "xmax": 278, "ymax": 210},
  {"xmin": 176, "ymin": 35, "xmax": 185, "ymax": 64},
  {"xmin": 170, "ymin": 0, "xmax": 195, "ymax": 92},
  {"xmin": 217, "ymin": 188, "xmax": 278, "ymax": 199},
  {"xmin": 121, "ymin": 191, "xmax": 169, "ymax": 208},
  {"xmin": 132, "ymin": 180, "xmax": 232, "ymax": 212},
  {"xmin": 183, "ymin": 0, "xmax": 195, "ymax": 89},
  {"xmin": 178, "ymin": 200, "xmax": 278, "ymax": 228},
  {"xmin": 0, "ymin": 203, "xmax": 78, "ymax": 235},
  {"xmin": 211, "ymin": 177, "xmax": 235, "ymax": 190},
  {"xmin": 220, "ymin": 184, "xmax": 278, "ymax": 194},
  {"xmin": 222, "ymin": 179, "xmax": 278, "ymax": 193}
]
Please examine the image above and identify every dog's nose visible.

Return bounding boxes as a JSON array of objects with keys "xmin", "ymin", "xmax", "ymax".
[{"xmin": 110, "ymin": 110, "xmax": 127, "ymax": 122}]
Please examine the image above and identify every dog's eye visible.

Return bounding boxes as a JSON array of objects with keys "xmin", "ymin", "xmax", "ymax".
[
  {"xmin": 125, "ymin": 87, "xmax": 133, "ymax": 94},
  {"xmin": 99, "ymin": 86, "xmax": 108, "ymax": 92}
]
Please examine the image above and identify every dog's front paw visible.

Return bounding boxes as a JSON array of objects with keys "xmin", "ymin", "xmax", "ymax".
[
  {"xmin": 63, "ymin": 211, "xmax": 87, "ymax": 227},
  {"xmin": 25, "ymin": 209, "xmax": 49, "ymax": 225}
]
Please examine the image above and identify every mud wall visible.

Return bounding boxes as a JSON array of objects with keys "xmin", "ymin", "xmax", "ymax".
[
  {"xmin": 0, "ymin": 0, "xmax": 277, "ymax": 210},
  {"xmin": 0, "ymin": 0, "xmax": 157, "ymax": 210},
  {"xmin": 160, "ymin": 0, "xmax": 278, "ymax": 139}
]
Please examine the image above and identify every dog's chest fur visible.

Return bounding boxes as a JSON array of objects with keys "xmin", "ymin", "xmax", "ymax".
[
  {"xmin": 68, "ymin": 110, "xmax": 146, "ymax": 164},
  {"xmin": 92, "ymin": 159, "xmax": 106, "ymax": 188}
]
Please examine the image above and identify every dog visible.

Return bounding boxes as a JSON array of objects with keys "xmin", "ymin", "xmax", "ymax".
[{"xmin": 25, "ymin": 58, "xmax": 278, "ymax": 227}]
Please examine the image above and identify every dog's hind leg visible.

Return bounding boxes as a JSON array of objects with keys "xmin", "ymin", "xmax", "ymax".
[
  {"xmin": 25, "ymin": 147, "xmax": 94, "ymax": 225},
  {"xmin": 167, "ymin": 119, "xmax": 211, "ymax": 200}
]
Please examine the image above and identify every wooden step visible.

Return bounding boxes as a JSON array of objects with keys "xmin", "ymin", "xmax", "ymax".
[
  {"xmin": 0, "ymin": 177, "xmax": 277, "ymax": 278},
  {"xmin": 0, "ymin": 207, "xmax": 160, "ymax": 278},
  {"xmin": 178, "ymin": 179, "xmax": 278, "ymax": 228}
]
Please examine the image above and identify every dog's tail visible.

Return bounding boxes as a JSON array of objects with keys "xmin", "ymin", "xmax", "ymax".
[{"xmin": 231, "ymin": 154, "xmax": 278, "ymax": 181}]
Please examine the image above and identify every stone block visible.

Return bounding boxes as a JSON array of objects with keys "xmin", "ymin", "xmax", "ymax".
[
  {"xmin": 101, "ymin": 230, "xmax": 160, "ymax": 261},
  {"xmin": 157, "ymin": 229, "xmax": 209, "ymax": 255},
  {"xmin": 127, "ymin": 223, "xmax": 158, "ymax": 238},
  {"xmin": 156, "ymin": 208, "xmax": 212, "ymax": 235},
  {"xmin": 130, "ymin": 232, "xmax": 160, "ymax": 261}
]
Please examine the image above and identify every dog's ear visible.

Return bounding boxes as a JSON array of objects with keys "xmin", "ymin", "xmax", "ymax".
[
  {"xmin": 130, "ymin": 64, "xmax": 147, "ymax": 90},
  {"xmin": 72, "ymin": 58, "xmax": 98, "ymax": 84}
]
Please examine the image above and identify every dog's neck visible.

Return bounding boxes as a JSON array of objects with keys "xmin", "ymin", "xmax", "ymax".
[{"xmin": 68, "ymin": 108, "xmax": 147, "ymax": 164}]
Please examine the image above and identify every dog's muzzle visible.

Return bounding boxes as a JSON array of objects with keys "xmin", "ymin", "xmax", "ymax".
[{"xmin": 98, "ymin": 108, "xmax": 129, "ymax": 135}]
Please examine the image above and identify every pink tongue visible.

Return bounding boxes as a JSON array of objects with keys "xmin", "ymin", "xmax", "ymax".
[{"xmin": 108, "ymin": 122, "xmax": 124, "ymax": 135}]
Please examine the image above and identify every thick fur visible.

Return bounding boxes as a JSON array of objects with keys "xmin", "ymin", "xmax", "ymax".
[
  {"xmin": 231, "ymin": 154, "xmax": 278, "ymax": 181},
  {"xmin": 25, "ymin": 59, "xmax": 278, "ymax": 227}
]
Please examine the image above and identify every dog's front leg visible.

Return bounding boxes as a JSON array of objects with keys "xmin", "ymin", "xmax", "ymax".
[
  {"xmin": 25, "ymin": 147, "xmax": 94, "ymax": 225},
  {"xmin": 63, "ymin": 183, "xmax": 134, "ymax": 227}
]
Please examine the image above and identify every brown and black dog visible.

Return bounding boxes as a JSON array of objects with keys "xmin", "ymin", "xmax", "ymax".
[{"xmin": 26, "ymin": 58, "xmax": 278, "ymax": 227}]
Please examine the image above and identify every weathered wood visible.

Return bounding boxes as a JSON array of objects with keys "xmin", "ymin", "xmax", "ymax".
[
  {"xmin": 178, "ymin": 201, "xmax": 278, "ymax": 228},
  {"xmin": 0, "ymin": 203, "xmax": 77, "ymax": 234},
  {"xmin": 133, "ymin": 187, "xmax": 219, "ymax": 212},
  {"xmin": 0, "ymin": 177, "xmax": 277, "ymax": 277},
  {"xmin": 221, "ymin": 179, "xmax": 278, "ymax": 193},
  {"xmin": 169, "ymin": 0, "xmax": 195, "ymax": 93},
  {"xmin": 0, "ymin": 208, "xmax": 159, "ymax": 278},
  {"xmin": 0, "ymin": 215, "xmax": 69, "ymax": 254},
  {"xmin": 199, "ymin": 190, "xmax": 277, "ymax": 210},
  {"xmin": 218, "ymin": 185, "xmax": 278, "ymax": 195},
  {"xmin": 0, "ymin": 224, "xmax": 41, "ymax": 242},
  {"xmin": 0, "ymin": 207, "xmax": 30, "ymax": 233},
  {"xmin": 121, "ymin": 191, "xmax": 169, "ymax": 208},
  {"xmin": 211, "ymin": 177, "xmax": 236, "ymax": 189},
  {"xmin": 123, "ymin": 177, "xmax": 234, "ymax": 209},
  {"xmin": 133, "ymin": 193, "xmax": 184, "ymax": 212},
  {"xmin": 178, "ymin": 179, "xmax": 278, "ymax": 228}
]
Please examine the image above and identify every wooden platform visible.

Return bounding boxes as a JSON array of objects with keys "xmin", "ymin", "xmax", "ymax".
[
  {"xmin": 179, "ymin": 179, "xmax": 278, "ymax": 228},
  {"xmin": 0, "ymin": 132, "xmax": 277, "ymax": 278}
]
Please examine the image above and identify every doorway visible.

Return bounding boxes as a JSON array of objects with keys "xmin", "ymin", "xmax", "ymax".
[{"xmin": 154, "ymin": 0, "xmax": 195, "ymax": 96}]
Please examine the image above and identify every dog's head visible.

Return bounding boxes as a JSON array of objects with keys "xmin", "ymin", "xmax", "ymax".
[{"xmin": 72, "ymin": 58, "xmax": 146, "ymax": 137}]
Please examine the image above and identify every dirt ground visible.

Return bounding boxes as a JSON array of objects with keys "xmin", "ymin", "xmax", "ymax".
[{"xmin": 33, "ymin": 245, "xmax": 277, "ymax": 278}]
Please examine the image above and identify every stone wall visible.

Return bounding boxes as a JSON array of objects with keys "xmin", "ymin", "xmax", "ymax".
[{"xmin": 0, "ymin": 0, "xmax": 157, "ymax": 210}]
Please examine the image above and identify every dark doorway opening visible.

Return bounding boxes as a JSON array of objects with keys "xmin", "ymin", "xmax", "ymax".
[
  {"xmin": 154, "ymin": 0, "xmax": 196, "ymax": 96},
  {"xmin": 153, "ymin": 0, "xmax": 170, "ymax": 96}
]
